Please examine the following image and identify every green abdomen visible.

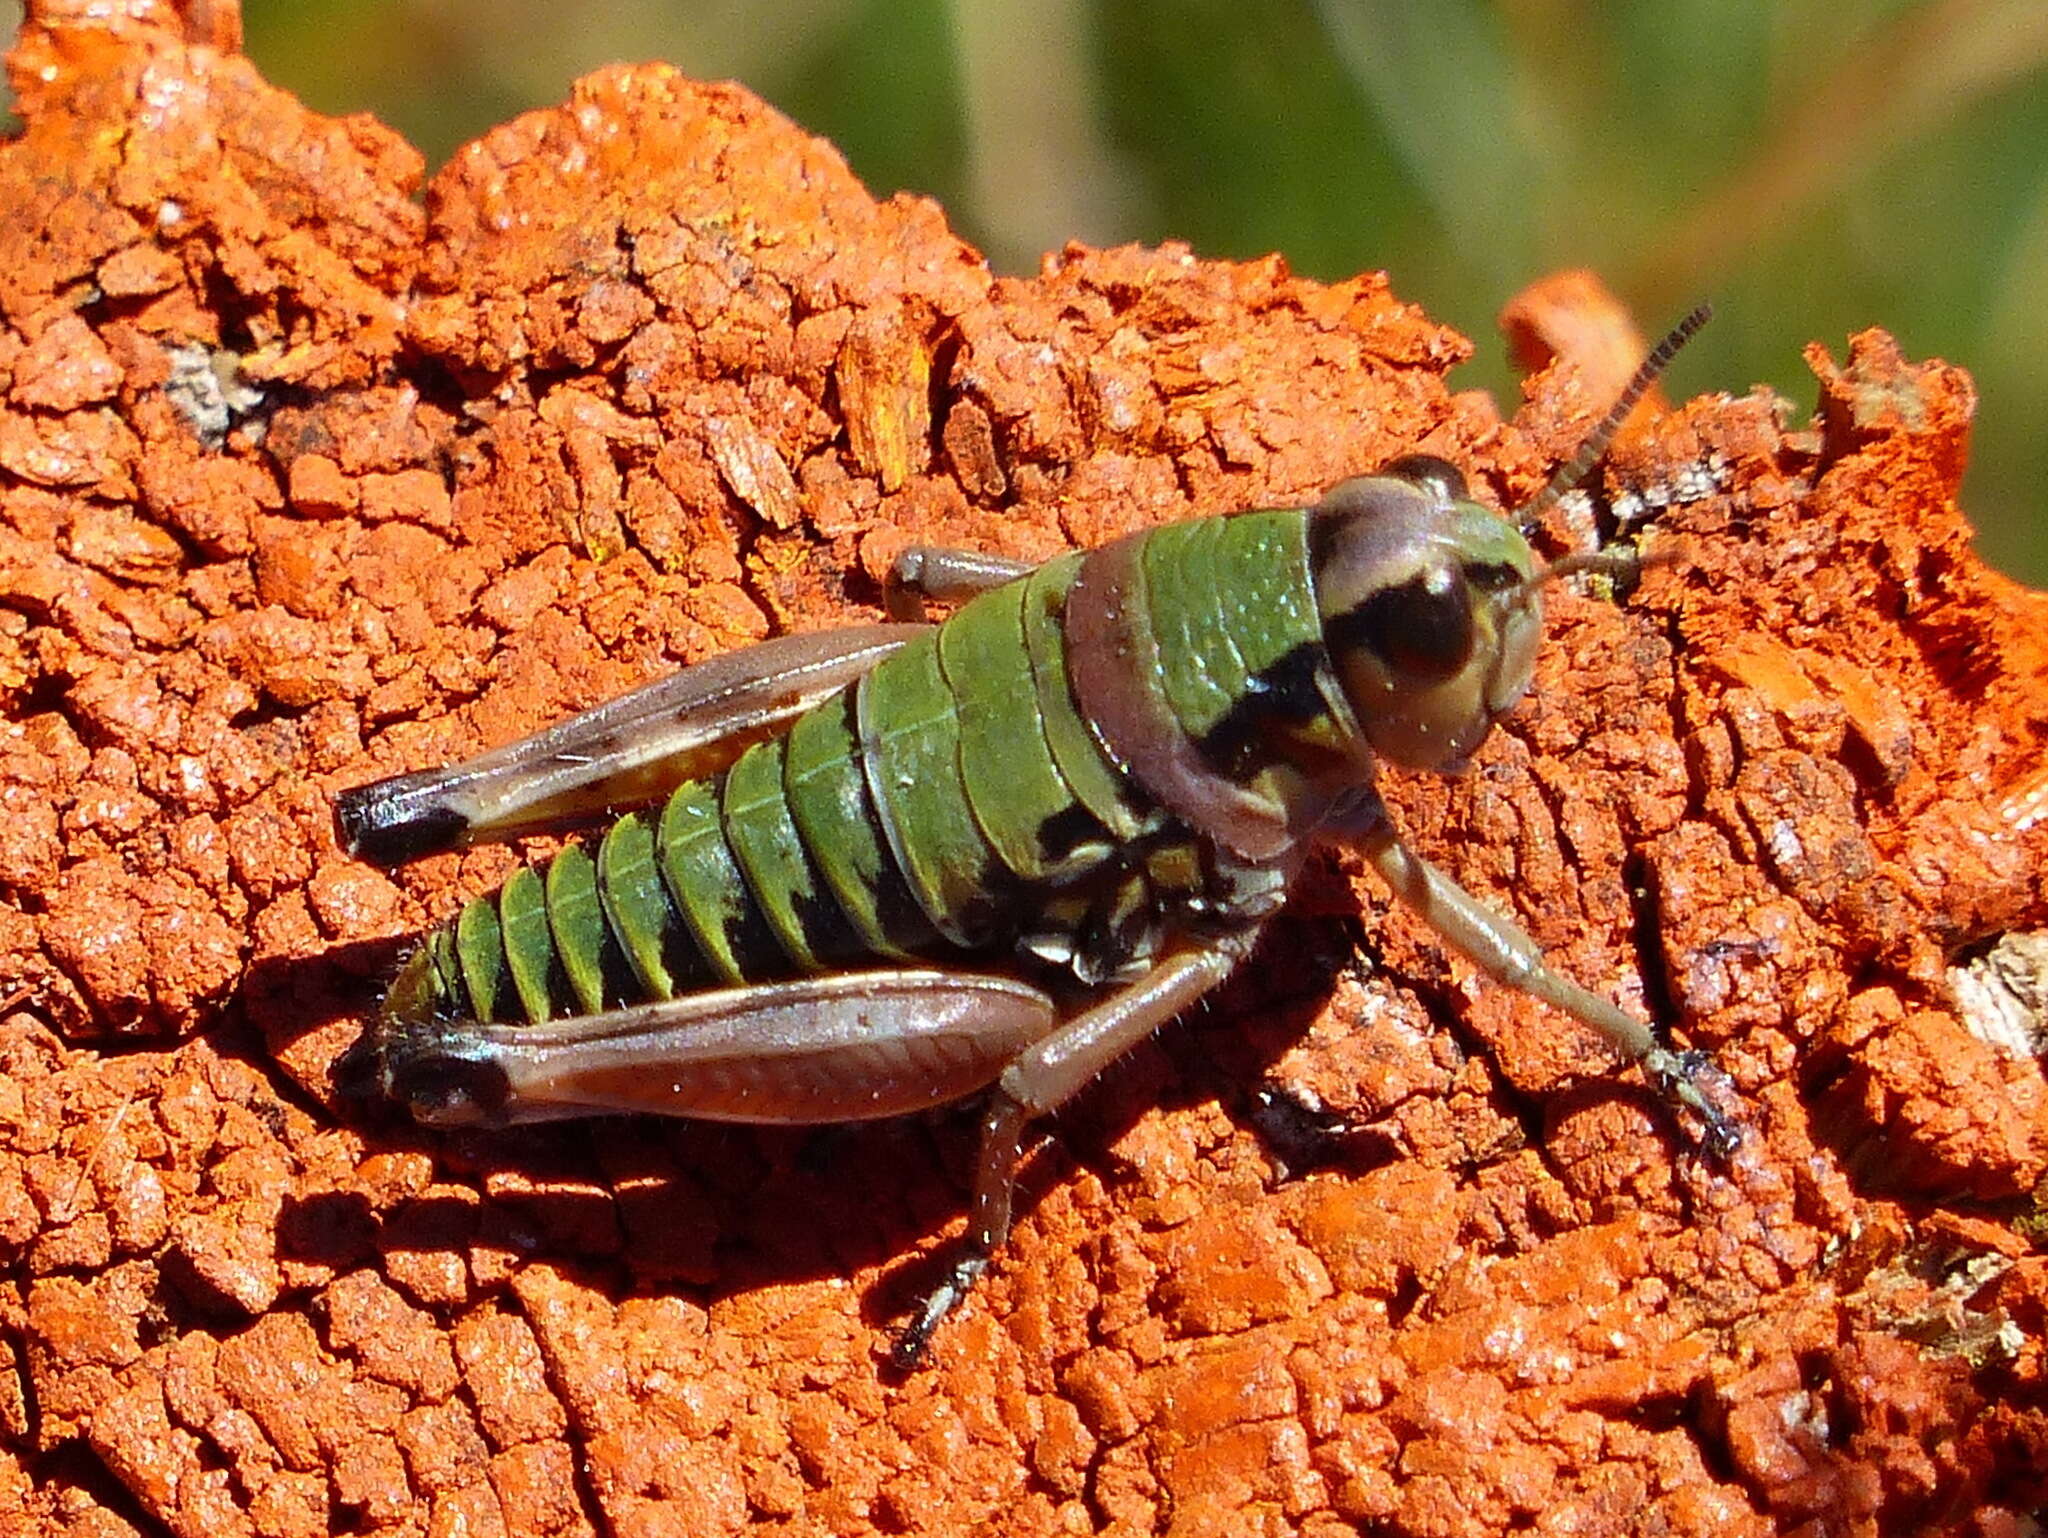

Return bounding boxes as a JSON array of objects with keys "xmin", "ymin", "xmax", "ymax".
[{"xmin": 407, "ymin": 561, "xmax": 1140, "ymax": 1026}]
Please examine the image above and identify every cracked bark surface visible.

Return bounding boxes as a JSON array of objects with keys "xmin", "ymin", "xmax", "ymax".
[{"xmin": 0, "ymin": 4, "xmax": 2043, "ymax": 1535}]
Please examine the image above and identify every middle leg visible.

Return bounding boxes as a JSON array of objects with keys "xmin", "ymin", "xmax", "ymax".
[
  {"xmin": 893, "ymin": 940, "xmax": 1251, "ymax": 1364},
  {"xmin": 885, "ymin": 545, "xmax": 1035, "ymax": 621}
]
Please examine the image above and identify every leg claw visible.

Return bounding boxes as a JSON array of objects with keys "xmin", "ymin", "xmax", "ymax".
[
  {"xmin": 891, "ymin": 1256, "xmax": 988, "ymax": 1370},
  {"xmin": 1646, "ymin": 1046, "xmax": 1745, "ymax": 1164}
]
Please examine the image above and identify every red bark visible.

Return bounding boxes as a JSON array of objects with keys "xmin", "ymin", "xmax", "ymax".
[{"xmin": 0, "ymin": 4, "xmax": 2042, "ymax": 1535}]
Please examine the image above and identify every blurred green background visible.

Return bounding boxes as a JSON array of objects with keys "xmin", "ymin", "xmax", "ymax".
[{"xmin": 6, "ymin": 0, "xmax": 2045, "ymax": 581}]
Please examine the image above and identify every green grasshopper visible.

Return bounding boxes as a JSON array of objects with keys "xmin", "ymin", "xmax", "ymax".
[{"xmin": 335, "ymin": 307, "xmax": 1737, "ymax": 1365}]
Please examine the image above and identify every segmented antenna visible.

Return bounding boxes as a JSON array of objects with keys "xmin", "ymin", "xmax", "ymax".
[
  {"xmin": 1518, "ymin": 540, "xmax": 1684, "ymax": 607},
  {"xmin": 1520, "ymin": 302, "xmax": 1713, "ymax": 530}
]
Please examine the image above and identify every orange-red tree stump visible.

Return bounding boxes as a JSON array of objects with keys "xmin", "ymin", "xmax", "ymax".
[{"xmin": 0, "ymin": 5, "xmax": 2042, "ymax": 1535}]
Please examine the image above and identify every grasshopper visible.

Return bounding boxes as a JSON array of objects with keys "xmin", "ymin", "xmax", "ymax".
[{"xmin": 336, "ymin": 307, "xmax": 1736, "ymax": 1364}]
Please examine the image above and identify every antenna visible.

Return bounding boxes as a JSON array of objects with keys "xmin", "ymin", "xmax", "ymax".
[
  {"xmin": 1520, "ymin": 302, "xmax": 1712, "ymax": 530},
  {"xmin": 1518, "ymin": 541, "xmax": 1685, "ymax": 607}
]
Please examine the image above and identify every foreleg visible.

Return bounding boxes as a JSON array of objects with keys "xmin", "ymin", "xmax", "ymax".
[{"xmin": 1360, "ymin": 823, "xmax": 1740, "ymax": 1159}]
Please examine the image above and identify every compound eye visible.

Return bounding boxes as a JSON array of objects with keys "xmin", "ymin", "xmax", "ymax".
[
  {"xmin": 1378, "ymin": 454, "xmax": 1468, "ymax": 504},
  {"xmin": 1348, "ymin": 569, "xmax": 1475, "ymax": 683}
]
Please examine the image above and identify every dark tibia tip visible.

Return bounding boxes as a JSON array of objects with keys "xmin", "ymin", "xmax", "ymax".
[
  {"xmin": 331, "ymin": 1029, "xmax": 393, "ymax": 1111},
  {"xmin": 348, "ymin": 1015, "xmax": 514, "ymax": 1128},
  {"xmin": 390, "ymin": 1049, "xmax": 513, "ymax": 1128},
  {"xmin": 333, "ymin": 782, "xmax": 471, "ymax": 866}
]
